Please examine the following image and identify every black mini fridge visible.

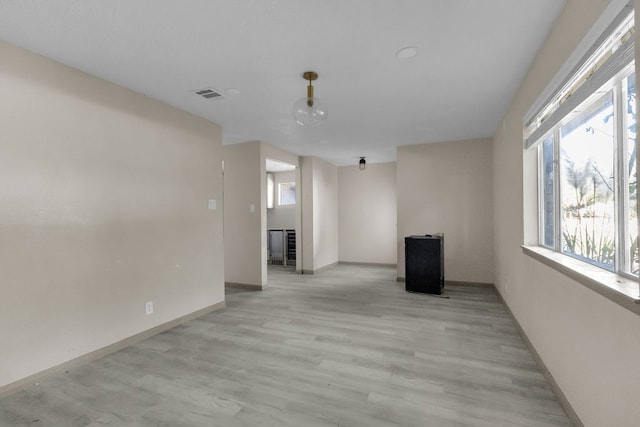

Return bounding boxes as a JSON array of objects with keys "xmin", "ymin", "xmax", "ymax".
[{"xmin": 405, "ymin": 234, "xmax": 444, "ymax": 295}]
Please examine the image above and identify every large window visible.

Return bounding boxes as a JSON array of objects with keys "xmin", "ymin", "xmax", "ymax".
[{"xmin": 531, "ymin": 6, "xmax": 637, "ymax": 277}]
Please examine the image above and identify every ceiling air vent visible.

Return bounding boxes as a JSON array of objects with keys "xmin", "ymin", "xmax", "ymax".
[{"xmin": 193, "ymin": 87, "xmax": 223, "ymax": 100}]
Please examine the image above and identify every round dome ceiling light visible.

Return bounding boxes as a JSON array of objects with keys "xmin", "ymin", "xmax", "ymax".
[{"xmin": 396, "ymin": 46, "xmax": 418, "ymax": 60}]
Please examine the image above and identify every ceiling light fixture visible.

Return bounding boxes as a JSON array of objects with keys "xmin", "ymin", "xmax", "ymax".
[
  {"xmin": 359, "ymin": 157, "xmax": 366, "ymax": 170},
  {"xmin": 396, "ymin": 46, "xmax": 418, "ymax": 60},
  {"xmin": 293, "ymin": 71, "xmax": 328, "ymax": 126}
]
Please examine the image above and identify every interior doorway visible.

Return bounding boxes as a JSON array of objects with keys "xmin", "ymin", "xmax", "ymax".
[{"xmin": 266, "ymin": 158, "xmax": 297, "ymax": 272}]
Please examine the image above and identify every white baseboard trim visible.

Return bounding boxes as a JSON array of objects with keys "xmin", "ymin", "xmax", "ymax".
[
  {"xmin": 495, "ymin": 289, "xmax": 583, "ymax": 427},
  {"xmin": 225, "ymin": 282, "xmax": 265, "ymax": 291},
  {"xmin": 445, "ymin": 280, "xmax": 494, "ymax": 287},
  {"xmin": 339, "ymin": 261, "xmax": 397, "ymax": 268},
  {"xmin": 396, "ymin": 278, "xmax": 493, "ymax": 287},
  {"xmin": 0, "ymin": 300, "xmax": 226, "ymax": 399},
  {"xmin": 302, "ymin": 261, "xmax": 339, "ymax": 275}
]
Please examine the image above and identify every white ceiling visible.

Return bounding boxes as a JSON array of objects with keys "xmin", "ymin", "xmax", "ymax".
[{"xmin": 0, "ymin": 0, "xmax": 566, "ymax": 166}]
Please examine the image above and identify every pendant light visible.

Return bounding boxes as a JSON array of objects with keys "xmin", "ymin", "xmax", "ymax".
[{"xmin": 293, "ymin": 71, "xmax": 328, "ymax": 126}]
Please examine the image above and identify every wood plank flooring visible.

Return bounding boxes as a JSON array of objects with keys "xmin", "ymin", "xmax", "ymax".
[{"xmin": 0, "ymin": 264, "xmax": 572, "ymax": 426}]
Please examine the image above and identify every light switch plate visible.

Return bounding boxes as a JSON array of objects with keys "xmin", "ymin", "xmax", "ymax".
[
  {"xmin": 250, "ymin": 204, "xmax": 255, "ymax": 213},
  {"xmin": 208, "ymin": 199, "xmax": 217, "ymax": 210}
]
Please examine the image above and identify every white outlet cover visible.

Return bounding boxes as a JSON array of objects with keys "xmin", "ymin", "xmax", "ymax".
[
  {"xmin": 145, "ymin": 301, "xmax": 153, "ymax": 315},
  {"xmin": 250, "ymin": 204, "xmax": 255, "ymax": 213},
  {"xmin": 208, "ymin": 199, "xmax": 216, "ymax": 210}
]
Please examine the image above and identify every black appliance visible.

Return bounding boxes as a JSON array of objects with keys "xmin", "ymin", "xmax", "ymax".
[
  {"xmin": 405, "ymin": 234, "xmax": 444, "ymax": 295},
  {"xmin": 286, "ymin": 229, "xmax": 296, "ymax": 266}
]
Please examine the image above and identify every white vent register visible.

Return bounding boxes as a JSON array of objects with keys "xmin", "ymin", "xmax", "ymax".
[{"xmin": 193, "ymin": 87, "xmax": 223, "ymax": 100}]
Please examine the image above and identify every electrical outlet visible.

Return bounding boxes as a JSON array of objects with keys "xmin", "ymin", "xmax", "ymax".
[{"xmin": 145, "ymin": 301, "xmax": 153, "ymax": 315}]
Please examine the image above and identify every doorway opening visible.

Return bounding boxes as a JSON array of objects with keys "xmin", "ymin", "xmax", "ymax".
[{"xmin": 266, "ymin": 158, "xmax": 297, "ymax": 273}]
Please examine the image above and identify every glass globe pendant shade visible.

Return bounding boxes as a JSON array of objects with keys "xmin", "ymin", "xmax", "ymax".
[
  {"xmin": 293, "ymin": 96, "xmax": 328, "ymax": 126},
  {"xmin": 294, "ymin": 71, "xmax": 328, "ymax": 126}
]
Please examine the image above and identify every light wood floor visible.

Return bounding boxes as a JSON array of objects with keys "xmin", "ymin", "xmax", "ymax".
[{"xmin": 0, "ymin": 265, "xmax": 572, "ymax": 426}]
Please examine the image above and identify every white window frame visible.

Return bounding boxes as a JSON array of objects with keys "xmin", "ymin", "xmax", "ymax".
[
  {"xmin": 278, "ymin": 182, "xmax": 296, "ymax": 206},
  {"xmin": 523, "ymin": 0, "xmax": 639, "ymax": 314},
  {"xmin": 537, "ymin": 67, "xmax": 636, "ymax": 279}
]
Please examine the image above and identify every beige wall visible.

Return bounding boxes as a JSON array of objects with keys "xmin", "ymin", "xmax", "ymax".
[
  {"xmin": 300, "ymin": 156, "xmax": 339, "ymax": 272},
  {"xmin": 397, "ymin": 139, "xmax": 494, "ymax": 283},
  {"xmin": 267, "ymin": 170, "xmax": 296, "ymax": 230},
  {"xmin": 300, "ymin": 156, "xmax": 315, "ymax": 272},
  {"xmin": 0, "ymin": 41, "xmax": 225, "ymax": 389},
  {"xmin": 338, "ymin": 162, "xmax": 397, "ymax": 265},
  {"xmin": 222, "ymin": 141, "xmax": 263, "ymax": 287},
  {"xmin": 493, "ymin": 0, "xmax": 640, "ymax": 425},
  {"xmin": 312, "ymin": 157, "xmax": 339, "ymax": 271}
]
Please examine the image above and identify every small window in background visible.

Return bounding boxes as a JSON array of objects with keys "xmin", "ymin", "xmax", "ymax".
[
  {"xmin": 278, "ymin": 182, "xmax": 296, "ymax": 206},
  {"xmin": 266, "ymin": 173, "xmax": 275, "ymax": 209}
]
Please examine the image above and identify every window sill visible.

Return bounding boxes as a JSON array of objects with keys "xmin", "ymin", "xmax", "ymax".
[{"xmin": 522, "ymin": 246, "xmax": 640, "ymax": 316}]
